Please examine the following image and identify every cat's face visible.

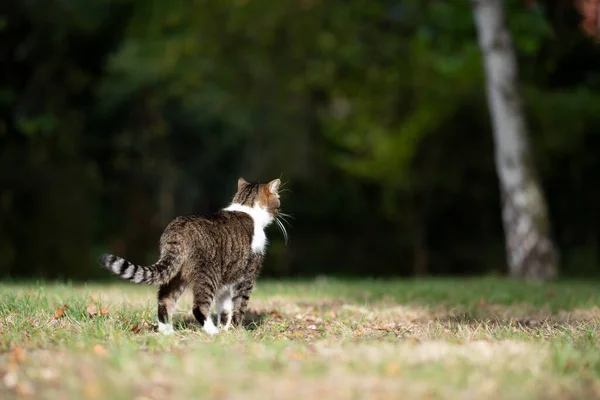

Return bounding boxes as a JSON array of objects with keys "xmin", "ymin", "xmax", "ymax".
[{"xmin": 232, "ymin": 178, "xmax": 281, "ymax": 216}]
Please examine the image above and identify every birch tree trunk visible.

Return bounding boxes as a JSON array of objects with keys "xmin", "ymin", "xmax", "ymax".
[{"xmin": 472, "ymin": 0, "xmax": 558, "ymax": 280}]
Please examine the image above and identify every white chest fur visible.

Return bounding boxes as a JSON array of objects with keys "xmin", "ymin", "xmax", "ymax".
[{"xmin": 224, "ymin": 203, "xmax": 272, "ymax": 254}]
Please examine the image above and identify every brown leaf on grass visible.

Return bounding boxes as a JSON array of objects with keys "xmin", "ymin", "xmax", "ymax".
[
  {"xmin": 384, "ymin": 362, "xmax": 402, "ymax": 377},
  {"xmin": 84, "ymin": 383, "xmax": 101, "ymax": 399},
  {"xmin": 211, "ymin": 386, "xmax": 228, "ymax": 400},
  {"xmin": 93, "ymin": 344, "xmax": 107, "ymax": 356},
  {"xmin": 131, "ymin": 320, "xmax": 153, "ymax": 334},
  {"xmin": 288, "ymin": 350, "xmax": 306, "ymax": 360},
  {"xmin": 14, "ymin": 382, "xmax": 35, "ymax": 397},
  {"xmin": 52, "ymin": 304, "xmax": 69, "ymax": 320},
  {"xmin": 287, "ymin": 331, "xmax": 305, "ymax": 339},
  {"xmin": 87, "ymin": 305, "xmax": 110, "ymax": 317},
  {"xmin": 8, "ymin": 346, "xmax": 26, "ymax": 364},
  {"xmin": 545, "ymin": 290, "xmax": 555, "ymax": 299}
]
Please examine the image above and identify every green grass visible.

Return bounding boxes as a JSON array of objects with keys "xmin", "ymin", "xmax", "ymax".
[{"xmin": 1, "ymin": 277, "xmax": 600, "ymax": 399}]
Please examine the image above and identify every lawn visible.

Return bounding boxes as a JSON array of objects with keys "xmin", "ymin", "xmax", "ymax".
[{"xmin": 1, "ymin": 277, "xmax": 600, "ymax": 399}]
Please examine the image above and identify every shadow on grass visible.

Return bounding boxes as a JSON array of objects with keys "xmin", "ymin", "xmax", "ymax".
[{"xmin": 172, "ymin": 309, "xmax": 271, "ymax": 331}]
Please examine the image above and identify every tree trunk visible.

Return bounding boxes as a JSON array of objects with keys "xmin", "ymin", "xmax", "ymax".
[{"xmin": 472, "ymin": 0, "xmax": 558, "ymax": 280}]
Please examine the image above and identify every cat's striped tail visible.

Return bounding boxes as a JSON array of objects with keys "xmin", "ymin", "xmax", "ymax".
[{"xmin": 99, "ymin": 251, "xmax": 181, "ymax": 285}]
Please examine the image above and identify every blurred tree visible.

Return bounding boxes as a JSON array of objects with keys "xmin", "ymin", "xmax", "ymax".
[{"xmin": 472, "ymin": 0, "xmax": 558, "ymax": 280}]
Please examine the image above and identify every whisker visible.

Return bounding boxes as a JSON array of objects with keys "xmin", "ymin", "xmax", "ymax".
[
  {"xmin": 280, "ymin": 219, "xmax": 292, "ymax": 228},
  {"xmin": 280, "ymin": 218, "xmax": 289, "ymax": 242},
  {"xmin": 278, "ymin": 216, "xmax": 288, "ymax": 236},
  {"xmin": 275, "ymin": 218, "xmax": 289, "ymax": 244},
  {"xmin": 278, "ymin": 212, "xmax": 295, "ymax": 220},
  {"xmin": 276, "ymin": 215, "xmax": 293, "ymax": 227}
]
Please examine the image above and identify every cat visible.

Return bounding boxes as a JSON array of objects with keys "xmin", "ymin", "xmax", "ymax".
[{"xmin": 99, "ymin": 177, "xmax": 286, "ymax": 336}]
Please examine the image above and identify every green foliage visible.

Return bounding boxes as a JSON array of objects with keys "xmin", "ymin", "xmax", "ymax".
[
  {"xmin": 1, "ymin": 0, "xmax": 600, "ymax": 279},
  {"xmin": 324, "ymin": 1, "xmax": 481, "ymax": 190}
]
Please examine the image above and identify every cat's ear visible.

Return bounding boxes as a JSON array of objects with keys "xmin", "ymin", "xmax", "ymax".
[
  {"xmin": 237, "ymin": 177, "xmax": 248, "ymax": 190},
  {"xmin": 267, "ymin": 179, "xmax": 281, "ymax": 194}
]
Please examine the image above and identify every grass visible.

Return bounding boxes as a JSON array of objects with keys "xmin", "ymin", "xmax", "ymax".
[{"xmin": 1, "ymin": 277, "xmax": 600, "ymax": 399}]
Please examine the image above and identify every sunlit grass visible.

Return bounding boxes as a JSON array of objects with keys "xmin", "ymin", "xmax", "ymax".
[{"xmin": 1, "ymin": 278, "xmax": 600, "ymax": 399}]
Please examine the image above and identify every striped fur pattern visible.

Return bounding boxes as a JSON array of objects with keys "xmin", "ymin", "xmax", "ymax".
[{"xmin": 99, "ymin": 177, "xmax": 282, "ymax": 336}]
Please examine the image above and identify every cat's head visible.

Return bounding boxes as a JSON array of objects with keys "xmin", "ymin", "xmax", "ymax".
[{"xmin": 232, "ymin": 177, "xmax": 281, "ymax": 216}]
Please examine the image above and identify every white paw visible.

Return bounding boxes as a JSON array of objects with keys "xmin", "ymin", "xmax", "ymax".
[
  {"xmin": 158, "ymin": 322, "xmax": 175, "ymax": 336},
  {"xmin": 203, "ymin": 323, "xmax": 219, "ymax": 336}
]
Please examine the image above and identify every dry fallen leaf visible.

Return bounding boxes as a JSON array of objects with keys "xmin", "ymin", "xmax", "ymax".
[
  {"xmin": 93, "ymin": 344, "xmax": 107, "ymax": 356},
  {"xmin": 211, "ymin": 386, "xmax": 228, "ymax": 400},
  {"xmin": 87, "ymin": 305, "xmax": 110, "ymax": 317},
  {"xmin": 8, "ymin": 346, "xmax": 26, "ymax": 364},
  {"xmin": 52, "ymin": 304, "xmax": 69, "ymax": 320},
  {"xmin": 14, "ymin": 382, "xmax": 35, "ymax": 397},
  {"xmin": 384, "ymin": 362, "xmax": 402, "ymax": 377},
  {"xmin": 84, "ymin": 382, "xmax": 101, "ymax": 399},
  {"xmin": 87, "ymin": 305, "xmax": 98, "ymax": 316},
  {"xmin": 288, "ymin": 351, "xmax": 306, "ymax": 360},
  {"xmin": 131, "ymin": 320, "xmax": 153, "ymax": 334}
]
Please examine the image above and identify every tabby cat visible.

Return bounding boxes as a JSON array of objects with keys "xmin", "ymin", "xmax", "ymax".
[{"xmin": 99, "ymin": 177, "xmax": 285, "ymax": 335}]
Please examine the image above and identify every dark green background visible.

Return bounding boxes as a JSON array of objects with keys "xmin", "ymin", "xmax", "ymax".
[{"xmin": 1, "ymin": 0, "xmax": 599, "ymax": 280}]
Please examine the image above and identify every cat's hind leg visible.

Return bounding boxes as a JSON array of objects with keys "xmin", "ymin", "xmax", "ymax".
[
  {"xmin": 157, "ymin": 273, "xmax": 186, "ymax": 335},
  {"xmin": 216, "ymin": 286, "xmax": 233, "ymax": 331},
  {"xmin": 192, "ymin": 279, "xmax": 219, "ymax": 335},
  {"xmin": 231, "ymin": 278, "xmax": 255, "ymax": 328}
]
